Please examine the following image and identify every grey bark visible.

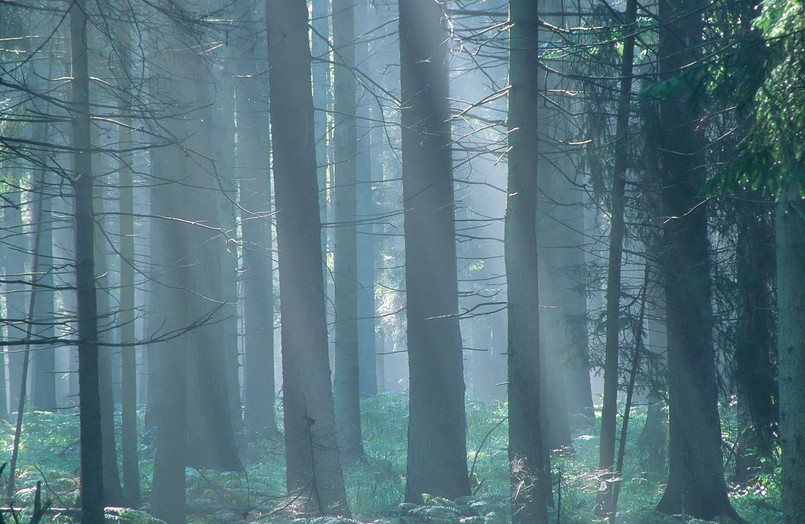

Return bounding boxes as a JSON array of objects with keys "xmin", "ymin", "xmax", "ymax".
[
  {"xmin": 399, "ymin": 0, "xmax": 471, "ymax": 504},
  {"xmin": 265, "ymin": 0, "xmax": 349, "ymax": 514},
  {"xmin": 776, "ymin": 186, "xmax": 805, "ymax": 523},
  {"xmin": 69, "ymin": 0, "xmax": 105, "ymax": 519},
  {"xmin": 506, "ymin": 0, "xmax": 550, "ymax": 521},
  {"xmin": 332, "ymin": 0, "xmax": 365, "ymax": 461}
]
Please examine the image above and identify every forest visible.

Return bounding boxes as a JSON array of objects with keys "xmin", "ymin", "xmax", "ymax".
[{"xmin": 0, "ymin": 0, "xmax": 803, "ymax": 522}]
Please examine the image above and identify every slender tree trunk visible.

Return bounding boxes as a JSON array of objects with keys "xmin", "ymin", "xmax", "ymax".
[
  {"xmin": 506, "ymin": 0, "xmax": 549, "ymax": 521},
  {"xmin": 265, "ymin": 0, "xmax": 349, "ymax": 514},
  {"xmin": 69, "ymin": 0, "xmax": 105, "ymax": 519},
  {"xmin": 332, "ymin": 0, "xmax": 365, "ymax": 462},
  {"xmin": 776, "ymin": 184, "xmax": 805, "ymax": 523},
  {"xmin": 598, "ymin": 0, "xmax": 637, "ymax": 515},
  {"xmin": 5, "ymin": 189, "xmax": 27, "ymax": 417},
  {"xmin": 31, "ymin": 126, "xmax": 57, "ymax": 411},
  {"xmin": 115, "ymin": 13, "xmax": 140, "ymax": 505},
  {"xmin": 355, "ymin": 0, "xmax": 378, "ymax": 398},
  {"xmin": 399, "ymin": 0, "xmax": 470, "ymax": 503},
  {"xmin": 236, "ymin": 0, "xmax": 276, "ymax": 432}
]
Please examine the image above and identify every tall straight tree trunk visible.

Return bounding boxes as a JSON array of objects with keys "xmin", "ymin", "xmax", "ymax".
[
  {"xmin": 149, "ymin": 146, "xmax": 190, "ymax": 523},
  {"xmin": 332, "ymin": 0, "xmax": 364, "ymax": 462},
  {"xmin": 312, "ymin": 0, "xmax": 331, "ymax": 284},
  {"xmin": 355, "ymin": 0, "xmax": 378, "ymax": 394},
  {"xmin": 31, "ymin": 136, "xmax": 57, "ymax": 411},
  {"xmin": 655, "ymin": 0, "xmax": 737, "ymax": 519},
  {"xmin": 236, "ymin": 0, "xmax": 276, "ymax": 431},
  {"xmin": 211, "ymin": 68, "xmax": 243, "ymax": 429},
  {"xmin": 506, "ymin": 0, "xmax": 549, "ymax": 521},
  {"xmin": 94, "ymin": 192, "xmax": 125, "ymax": 506},
  {"xmin": 115, "ymin": 12, "xmax": 140, "ymax": 504},
  {"xmin": 69, "ymin": 0, "xmax": 105, "ymax": 520},
  {"xmin": 597, "ymin": 0, "xmax": 637, "ymax": 515},
  {"xmin": 777, "ymin": 184, "xmax": 805, "ymax": 523},
  {"xmin": 265, "ymin": 0, "xmax": 349, "ymax": 514},
  {"xmin": 5, "ymin": 189, "xmax": 27, "ymax": 417},
  {"xmin": 399, "ymin": 0, "xmax": 470, "ymax": 503}
]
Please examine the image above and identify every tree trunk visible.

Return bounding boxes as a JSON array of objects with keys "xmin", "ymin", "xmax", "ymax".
[
  {"xmin": 655, "ymin": 0, "xmax": 737, "ymax": 519},
  {"xmin": 332, "ymin": 0, "xmax": 365, "ymax": 462},
  {"xmin": 776, "ymin": 185, "xmax": 805, "ymax": 523},
  {"xmin": 114, "ymin": 12, "xmax": 140, "ymax": 506},
  {"xmin": 209, "ymin": 67, "xmax": 243, "ymax": 430},
  {"xmin": 265, "ymin": 0, "xmax": 349, "ymax": 514},
  {"xmin": 69, "ymin": 0, "xmax": 105, "ymax": 520},
  {"xmin": 236, "ymin": 0, "xmax": 276, "ymax": 432},
  {"xmin": 355, "ymin": 0, "xmax": 378, "ymax": 398},
  {"xmin": 506, "ymin": 0, "xmax": 550, "ymax": 521},
  {"xmin": 32, "ymin": 155, "xmax": 57, "ymax": 412},
  {"xmin": 5, "ymin": 189, "xmax": 27, "ymax": 417},
  {"xmin": 399, "ymin": 0, "xmax": 470, "ymax": 503},
  {"xmin": 598, "ymin": 0, "xmax": 637, "ymax": 514}
]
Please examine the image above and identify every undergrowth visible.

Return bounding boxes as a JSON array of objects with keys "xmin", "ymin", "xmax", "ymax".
[{"xmin": 0, "ymin": 393, "xmax": 781, "ymax": 522}]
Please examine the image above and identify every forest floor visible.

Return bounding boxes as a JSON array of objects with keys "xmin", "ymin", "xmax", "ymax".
[{"xmin": 0, "ymin": 394, "xmax": 781, "ymax": 523}]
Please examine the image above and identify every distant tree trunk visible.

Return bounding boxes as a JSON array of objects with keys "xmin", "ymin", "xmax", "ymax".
[
  {"xmin": 355, "ymin": 0, "xmax": 378, "ymax": 398},
  {"xmin": 506, "ymin": 0, "xmax": 550, "ymax": 521},
  {"xmin": 211, "ymin": 69, "xmax": 243, "ymax": 430},
  {"xmin": 399, "ymin": 0, "xmax": 470, "ymax": 503},
  {"xmin": 776, "ymin": 184, "xmax": 805, "ymax": 523},
  {"xmin": 115, "ymin": 13, "xmax": 140, "ymax": 505},
  {"xmin": 598, "ymin": 0, "xmax": 637, "ymax": 515},
  {"xmin": 655, "ymin": 0, "xmax": 737, "ymax": 519},
  {"xmin": 734, "ymin": 202, "xmax": 777, "ymax": 481},
  {"xmin": 5, "ymin": 189, "xmax": 27, "ymax": 417},
  {"xmin": 94, "ymin": 193, "xmax": 125, "ymax": 507},
  {"xmin": 265, "ymin": 0, "xmax": 349, "ymax": 514},
  {"xmin": 149, "ymin": 146, "xmax": 189, "ymax": 523},
  {"xmin": 69, "ymin": 0, "xmax": 105, "ymax": 520},
  {"xmin": 32, "ymin": 159, "xmax": 57, "ymax": 412},
  {"xmin": 332, "ymin": 0, "xmax": 364, "ymax": 462},
  {"xmin": 236, "ymin": 0, "xmax": 276, "ymax": 431},
  {"xmin": 312, "ymin": 0, "xmax": 331, "ymax": 270},
  {"xmin": 537, "ymin": 203, "xmax": 572, "ymax": 450}
]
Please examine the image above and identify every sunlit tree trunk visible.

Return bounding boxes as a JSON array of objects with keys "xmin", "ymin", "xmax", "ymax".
[
  {"xmin": 655, "ymin": 0, "xmax": 737, "ymax": 519},
  {"xmin": 355, "ymin": 0, "xmax": 378, "ymax": 398},
  {"xmin": 332, "ymin": 0, "xmax": 364, "ymax": 462},
  {"xmin": 506, "ymin": 0, "xmax": 549, "ymax": 521},
  {"xmin": 265, "ymin": 0, "xmax": 349, "ymax": 514},
  {"xmin": 776, "ymin": 184, "xmax": 805, "ymax": 523},
  {"xmin": 69, "ymin": 0, "xmax": 105, "ymax": 519},
  {"xmin": 115, "ymin": 11, "xmax": 140, "ymax": 505},
  {"xmin": 399, "ymin": 0, "xmax": 470, "ymax": 503},
  {"xmin": 236, "ymin": 0, "xmax": 276, "ymax": 431},
  {"xmin": 211, "ymin": 67, "xmax": 243, "ymax": 429}
]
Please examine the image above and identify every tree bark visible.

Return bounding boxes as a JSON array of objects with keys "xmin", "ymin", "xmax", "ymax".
[
  {"xmin": 265, "ymin": 0, "xmax": 349, "ymax": 514},
  {"xmin": 655, "ymin": 0, "xmax": 737, "ymax": 519},
  {"xmin": 114, "ymin": 12, "xmax": 140, "ymax": 506},
  {"xmin": 399, "ymin": 0, "xmax": 471, "ymax": 503},
  {"xmin": 506, "ymin": 0, "xmax": 550, "ymax": 521},
  {"xmin": 332, "ymin": 0, "xmax": 365, "ymax": 462},
  {"xmin": 776, "ymin": 186, "xmax": 805, "ymax": 523},
  {"xmin": 236, "ymin": 0, "xmax": 276, "ymax": 432},
  {"xmin": 69, "ymin": 0, "xmax": 105, "ymax": 520},
  {"xmin": 598, "ymin": 0, "xmax": 637, "ymax": 515}
]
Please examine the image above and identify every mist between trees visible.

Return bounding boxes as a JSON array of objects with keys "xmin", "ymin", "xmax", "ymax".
[{"xmin": 0, "ymin": 0, "xmax": 802, "ymax": 522}]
